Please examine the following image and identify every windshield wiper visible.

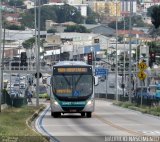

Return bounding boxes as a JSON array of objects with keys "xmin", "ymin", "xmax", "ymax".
[
  {"xmin": 61, "ymin": 74, "xmax": 71, "ymax": 86},
  {"xmin": 75, "ymin": 74, "xmax": 82, "ymax": 87}
]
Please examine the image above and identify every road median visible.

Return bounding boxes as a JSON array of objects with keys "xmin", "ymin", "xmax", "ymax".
[{"xmin": 0, "ymin": 104, "xmax": 49, "ymax": 142}]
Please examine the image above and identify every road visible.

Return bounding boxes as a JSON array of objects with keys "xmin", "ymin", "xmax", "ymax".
[{"xmin": 35, "ymin": 100, "xmax": 160, "ymax": 142}]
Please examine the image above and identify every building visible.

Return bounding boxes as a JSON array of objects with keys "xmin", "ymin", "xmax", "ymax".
[
  {"xmin": 90, "ymin": 25, "xmax": 116, "ymax": 37},
  {"xmin": 141, "ymin": 0, "xmax": 160, "ymax": 12},
  {"xmin": 44, "ymin": 2, "xmax": 87, "ymax": 17},
  {"xmin": 4, "ymin": 13, "xmax": 21, "ymax": 25},
  {"xmin": 121, "ymin": 0, "xmax": 137, "ymax": 16},
  {"xmin": 108, "ymin": 1, "xmax": 121, "ymax": 17},
  {"xmin": 43, "ymin": 34, "xmax": 62, "ymax": 63},
  {"xmin": 55, "ymin": 32, "xmax": 110, "ymax": 61},
  {"xmin": 23, "ymin": 0, "xmax": 35, "ymax": 9},
  {"xmin": 3, "ymin": 29, "xmax": 34, "ymax": 58}
]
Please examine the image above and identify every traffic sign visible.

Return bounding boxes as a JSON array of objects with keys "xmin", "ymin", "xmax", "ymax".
[
  {"xmin": 138, "ymin": 71, "xmax": 147, "ymax": 80},
  {"xmin": 35, "ymin": 72, "xmax": 42, "ymax": 78},
  {"xmin": 138, "ymin": 61, "xmax": 147, "ymax": 71},
  {"xmin": 95, "ymin": 68, "xmax": 108, "ymax": 76}
]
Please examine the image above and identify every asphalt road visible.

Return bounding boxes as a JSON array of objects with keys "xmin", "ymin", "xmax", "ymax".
[{"xmin": 35, "ymin": 100, "xmax": 160, "ymax": 142}]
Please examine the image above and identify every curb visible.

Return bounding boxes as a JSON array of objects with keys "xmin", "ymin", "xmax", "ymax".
[{"xmin": 26, "ymin": 104, "xmax": 49, "ymax": 141}]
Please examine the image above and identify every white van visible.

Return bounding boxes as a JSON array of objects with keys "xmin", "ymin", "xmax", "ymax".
[{"xmin": 106, "ymin": 74, "xmax": 127, "ymax": 97}]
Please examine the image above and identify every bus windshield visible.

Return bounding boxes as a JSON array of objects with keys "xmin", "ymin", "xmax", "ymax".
[{"xmin": 53, "ymin": 75, "xmax": 93, "ymax": 100}]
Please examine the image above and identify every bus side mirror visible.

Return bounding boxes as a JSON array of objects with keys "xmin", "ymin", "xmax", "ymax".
[{"xmin": 94, "ymin": 76, "xmax": 99, "ymax": 86}]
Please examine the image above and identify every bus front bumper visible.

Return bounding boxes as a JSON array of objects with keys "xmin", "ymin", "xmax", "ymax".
[{"xmin": 51, "ymin": 99, "xmax": 94, "ymax": 113}]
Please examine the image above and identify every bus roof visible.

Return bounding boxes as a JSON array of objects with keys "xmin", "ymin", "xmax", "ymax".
[{"xmin": 53, "ymin": 61, "xmax": 91, "ymax": 67}]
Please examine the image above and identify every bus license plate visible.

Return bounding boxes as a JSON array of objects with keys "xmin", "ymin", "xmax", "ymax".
[{"xmin": 69, "ymin": 109, "xmax": 77, "ymax": 112}]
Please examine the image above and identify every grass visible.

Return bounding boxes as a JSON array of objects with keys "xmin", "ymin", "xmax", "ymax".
[
  {"xmin": 0, "ymin": 105, "xmax": 49, "ymax": 142},
  {"xmin": 113, "ymin": 101, "xmax": 160, "ymax": 116}
]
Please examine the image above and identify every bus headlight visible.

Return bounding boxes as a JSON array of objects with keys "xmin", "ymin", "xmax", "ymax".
[
  {"xmin": 54, "ymin": 101, "xmax": 59, "ymax": 105},
  {"xmin": 87, "ymin": 100, "xmax": 93, "ymax": 105}
]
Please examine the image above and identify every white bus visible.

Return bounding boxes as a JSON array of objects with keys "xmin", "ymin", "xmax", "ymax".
[{"xmin": 48, "ymin": 61, "xmax": 98, "ymax": 118}]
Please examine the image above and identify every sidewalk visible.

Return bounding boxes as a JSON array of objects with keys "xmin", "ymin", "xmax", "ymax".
[
  {"xmin": 1, "ymin": 104, "xmax": 8, "ymax": 110},
  {"xmin": 27, "ymin": 98, "xmax": 49, "ymax": 106}
]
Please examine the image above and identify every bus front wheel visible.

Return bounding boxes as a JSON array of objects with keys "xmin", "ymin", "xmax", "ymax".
[
  {"xmin": 81, "ymin": 112, "xmax": 85, "ymax": 117},
  {"xmin": 52, "ymin": 112, "xmax": 61, "ymax": 118},
  {"xmin": 86, "ymin": 112, "xmax": 92, "ymax": 118}
]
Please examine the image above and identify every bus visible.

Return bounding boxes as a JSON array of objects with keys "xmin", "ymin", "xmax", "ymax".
[{"xmin": 48, "ymin": 61, "xmax": 98, "ymax": 118}]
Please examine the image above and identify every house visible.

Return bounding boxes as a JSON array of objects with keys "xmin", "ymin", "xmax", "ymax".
[
  {"xmin": 90, "ymin": 25, "xmax": 116, "ymax": 37},
  {"xmin": 23, "ymin": 0, "xmax": 35, "ymax": 9},
  {"xmin": 4, "ymin": 13, "xmax": 21, "ymax": 26}
]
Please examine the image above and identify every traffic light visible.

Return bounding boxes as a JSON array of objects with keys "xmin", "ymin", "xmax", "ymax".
[
  {"xmin": 87, "ymin": 53, "xmax": 92, "ymax": 65},
  {"xmin": 149, "ymin": 52, "xmax": 156, "ymax": 67},
  {"xmin": 21, "ymin": 52, "xmax": 27, "ymax": 66},
  {"xmin": 150, "ymin": 52, "xmax": 156, "ymax": 62}
]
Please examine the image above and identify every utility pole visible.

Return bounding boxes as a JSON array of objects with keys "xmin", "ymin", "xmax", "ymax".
[
  {"xmin": 1, "ymin": 21, "xmax": 6, "ymax": 90},
  {"xmin": 0, "ymin": 0, "xmax": 3, "ymax": 112},
  {"xmin": 35, "ymin": 0, "xmax": 40, "ymax": 107},
  {"xmin": 123, "ymin": 17, "xmax": 126, "ymax": 86},
  {"xmin": 115, "ymin": 0, "xmax": 118, "ymax": 101},
  {"xmin": 128, "ymin": 0, "xmax": 132, "ymax": 102}
]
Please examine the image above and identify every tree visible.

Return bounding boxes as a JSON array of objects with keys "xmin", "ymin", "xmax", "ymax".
[
  {"xmin": 54, "ymin": 4, "xmax": 84, "ymax": 23},
  {"xmin": 64, "ymin": 25, "xmax": 90, "ymax": 33},
  {"xmin": 47, "ymin": 29, "xmax": 57, "ymax": 33},
  {"xmin": 148, "ymin": 26, "xmax": 160, "ymax": 39},
  {"xmin": 6, "ymin": 24, "xmax": 25, "ymax": 30},
  {"xmin": 147, "ymin": 5, "xmax": 157, "ymax": 17},
  {"xmin": 108, "ymin": 16, "xmax": 146, "ymax": 30},
  {"xmin": 22, "ymin": 37, "xmax": 45, "ymax": 49},
  {"xmin": 8, "ymin": 0, "xmax": 23, "ymax": 7},
  {"xmin": 86, "ymin": 7, "xmax": 99, "ymax": 24},
  {"xmin": 20, "ymin": 4, "xmax": 84, "ymax": 30},
  {"xmin": 150, "ymin": 5, "xmax": 160, "ymax": 29},
  {"xmin": 22, "ymin": 37, "xmax": 35, "ymax": 49}
]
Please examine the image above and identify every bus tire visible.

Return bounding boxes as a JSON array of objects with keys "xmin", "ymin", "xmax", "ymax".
[
  {"xmin": 51, "ymin": 112, "xmax": 54, "ymax": 117},
  {"xmin": 86, "ymin": 112, "xmax": 92, "ymax": 118},
  {"xmin": 81, "ymin": 112, "xmax": 85, "ymax": 117},
  {"xmin": 53, "ymin": 112, "xmax": 61, "ymax": 118}
]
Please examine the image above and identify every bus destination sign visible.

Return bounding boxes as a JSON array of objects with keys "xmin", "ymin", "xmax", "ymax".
[{"xmin": 57, "ymin": 68, "xmax": 88, "ymax": 73}]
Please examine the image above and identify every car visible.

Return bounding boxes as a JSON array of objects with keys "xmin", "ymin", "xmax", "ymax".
[
  {"xmin": 135, "ymin": 87, "xmax": 156, "ymax": 99},
  {"xmin": 10, "ymin": 91, "xmax": 22, "ymax": 98},
  {"xmin": 20, "ymin": 83, "xmax": 25, "ymax": 89},
  {"xmin": 15, "ymin": 77, "xmax": 20, "ymax": 82},
  {"xmin": 99, "ymin": 76, "xmax": 106, "ymax": 82},
  {"xmin": 13, "ymin": 83, "xmax": 20, "ymax": 90},
  {"xmin": 38, "ymin": 85, "xmax": 49, "ymax": 98}
]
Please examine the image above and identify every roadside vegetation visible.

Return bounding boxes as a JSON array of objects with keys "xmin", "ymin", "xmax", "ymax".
[
  {"xmin": 20, "ymin": 4, "xmax": 98, "ymax": 30},
  {"xmin": 0, "ymin": 105, "xmax": 48, "ymax": 142},
  {"xmin": 113, "ymin": 101, "xmax": 160, "ymax": 116}
]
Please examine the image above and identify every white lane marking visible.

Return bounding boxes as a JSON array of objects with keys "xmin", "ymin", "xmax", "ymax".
[
  {"xmin": 42, "ymin": 124, "xmax": 107, "ymax": 127},
  {"xmin": 141, "ymin": 130, "xmax": 160, "ymax": 136}
]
